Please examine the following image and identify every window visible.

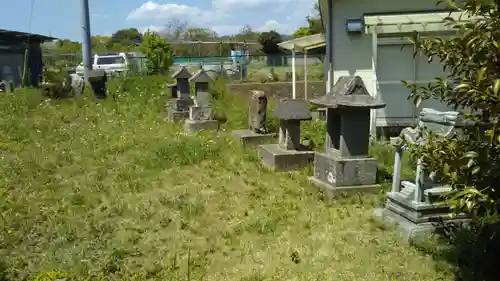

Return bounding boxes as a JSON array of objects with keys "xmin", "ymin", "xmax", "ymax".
[{"xmin": 96, "ymin": 56, "xmax": 125, "ymax": 65}]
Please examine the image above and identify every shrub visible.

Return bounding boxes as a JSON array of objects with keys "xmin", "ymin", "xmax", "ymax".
[{"xmin": 404, "ymin": 0, "xmax": 500, "ymax": 214}]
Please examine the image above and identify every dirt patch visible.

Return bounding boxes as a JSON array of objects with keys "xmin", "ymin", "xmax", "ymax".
[{"xmin": 226, "ymin": 81, "xmax": 325, "ymax": 101}]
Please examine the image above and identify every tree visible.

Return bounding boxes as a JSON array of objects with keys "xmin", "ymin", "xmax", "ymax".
[
  {"xmin": 404, "ymin": 0, "xmax": 500, "ymax": 215},
  {"xmin": 140, "ymin": 31, "xmax": 173, "ymax": 75},
  {"xmin": 258, "ymin": 31, "xmax": 283, "ymax": 54},
  {"xmin": 110, "ymin": 28, "xmax": 143, "ymax": 47},
  {"xmin": 307, "ymin": 3, "xmax": 324, "ymax": 35},
  {"xmin": 162, "ymin": 19, "xmax": 188, "ymax": 41},
  {"xmin": 292, "ymin": 27, "xmax": 310, "ymax": 38}
]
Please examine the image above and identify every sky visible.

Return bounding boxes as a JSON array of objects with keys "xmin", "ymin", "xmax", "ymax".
[{"xmin": 0, "ymin": 0, "xmax": 317, "ymax": 41}]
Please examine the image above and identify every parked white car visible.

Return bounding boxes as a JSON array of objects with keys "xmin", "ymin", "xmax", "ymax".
[{"xmin": 75, "ymin": 53, "xmax": 128, "ymax": 76}]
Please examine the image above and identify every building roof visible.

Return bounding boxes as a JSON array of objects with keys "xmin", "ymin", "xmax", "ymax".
[
  {"xmin": 272, "ymin": 99, "xmax": 312, "ymax": 120},
  {"xmin": 171, "ymin": 66, "xmax": 192, "ymax": 79},
  {"xmin": 0, "ymin": 29, "xmax": 57, "ymax": 44},
  {"xmin": 189, "ymin": 69, "xmax": 212, "ymax": 83},
  {"xmin": 278, "ymin": 33, "xmax": 326, "ymax": 51},
  {"xmin": 310, "ymin": 76, "xmax": 386, "ymax": 109}
]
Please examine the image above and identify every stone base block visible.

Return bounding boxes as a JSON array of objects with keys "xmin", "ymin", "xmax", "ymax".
[
  {"xmin": 312, "ymin": 152, "xmax": 379, "ymax": 187},
  {"xmin": 231, "ymin": 130, "xmax": 276, "ymax": 147},
  {"xmin": 386, "ymin": 191, "xmax": 468, "ymax": 224},
  {"xmin": 167, "ymin": 108, "xmax": 189, "ymax": 122},
  {"xmin": 373, "ymin": 208, "xmax": 470, "ymax": 243},
  {"xmin": 309, "ymin": 176, "xmax": 380, "ymax": 199},
  {"xmin": 258, "ymin": 144, "xmax": 314, "ymax": 172},
  {"xmin": 184, "ymin": 119, "xmax": 219, "ymax": 133}
]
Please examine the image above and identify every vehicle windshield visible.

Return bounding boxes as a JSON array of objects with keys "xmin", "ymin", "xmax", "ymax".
[{"xmin": 96, "ymin": 56, "xmax": 125, "ymax": 65}]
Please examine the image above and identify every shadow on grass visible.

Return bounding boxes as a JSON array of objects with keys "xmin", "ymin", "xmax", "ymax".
[{"xmin": 413, "ymin": 215, "xmax": 500, "ymax": 281}]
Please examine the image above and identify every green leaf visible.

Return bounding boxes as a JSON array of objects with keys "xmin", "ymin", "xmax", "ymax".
[
  {"xmin": 454, "ymin": 83, "xmax": 470, "ymax": 90},
  {"xmin": 476, "ymin": 67, "xmax": 487, "ymax": 85},
  {"xmin": 493, "ymin": 79, "xmax": 500, "ymax": 95}
]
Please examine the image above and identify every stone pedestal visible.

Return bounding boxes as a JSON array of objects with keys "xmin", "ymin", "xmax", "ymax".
[
  {"xmin": 167, "ymin": 98, "xmax": 194, "ymax": 122},
  {"xmin": 184, "ymin": 105, "xmax": 218, "ymax": 133},
  {"xmin": 308, "ymin": 76, "xmax": 386, "ymax": 198},
  {"xmin": 309, "ymin": 151, "xmax": 379, "ymax": 197},
  {"xmin": 259, "ymin": 99, "xmax": 314, "ymax": 171},
  {"xmin": 372, "ymin": 108, "xmax": 471, "ymax": 242}
]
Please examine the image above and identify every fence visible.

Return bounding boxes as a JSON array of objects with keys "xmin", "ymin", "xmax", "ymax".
[{"xmin": 42, "ymin": 53, "xmax": 326, "ymax": 82}]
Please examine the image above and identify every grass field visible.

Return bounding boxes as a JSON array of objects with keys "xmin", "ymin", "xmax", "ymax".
[{"xmin": 0, "ymin": 76, "xmax": 455, "ymax": 280}]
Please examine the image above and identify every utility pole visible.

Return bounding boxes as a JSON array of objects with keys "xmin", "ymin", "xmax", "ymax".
[
  {"xmin": 80, "ymin": 0, "xmax": 93, "ymax": 82},
  {"xmin": 80, "ymin": 0, "xmax": 107, "ymax": 98}
]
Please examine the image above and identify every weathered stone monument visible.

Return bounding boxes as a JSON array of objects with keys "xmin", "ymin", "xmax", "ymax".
[
  {"xmin": 259, "ymin": 98, "xmax": 315, "ymax": 171},
  {"xmin": 167, "ymin": 66, "xmax": 193, "ymax": 122},
  {"xmin": 309, "ymin": 76, "xmax": 385, "ymax": 197},
  {"xmin": 373, "ymin": 108, "xmax": 470, "ymax": 241},
  {"xmin": 183, "ymin": 69, "xmax": 219, "ymax": 133},
  {"xmin": 231, "ymin": 90, "xmax": 276, "ymax": 146}
]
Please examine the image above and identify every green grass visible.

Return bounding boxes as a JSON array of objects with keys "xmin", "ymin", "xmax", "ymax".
[{"xmin": 0, "ymin": 76, "xmax": 453, "ymax": 280}]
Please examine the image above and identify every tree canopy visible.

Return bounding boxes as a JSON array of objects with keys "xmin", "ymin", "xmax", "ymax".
[{"xmin": 258, "ymin": 31, "xmax": 283, "ymax": 54}]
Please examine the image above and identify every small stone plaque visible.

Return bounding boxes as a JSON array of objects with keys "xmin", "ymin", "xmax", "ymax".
[{"xmin": 189, "ymin": 106, "xmax": 212, "ymax": 121}]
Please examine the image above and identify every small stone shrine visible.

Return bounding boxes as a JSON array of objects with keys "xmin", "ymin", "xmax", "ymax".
[
  {"xmin": 167, "ymin": 66, "xmax": 193, "ymax": 122},
  {"xmin": 231, "ymin": 90, "xmax": 276, "ymax": 147},
  {"xmin": 308, "ymin": 76, "xmax": 385, "ymax": 197},
  {"xmin": 166, "ymin": 82, "xmax": 178, "ymax": 99},
  {"xmin": 373, "ymin": 108, "xmax": 470, "ymax": 241},
  {"xmin": 183, "ymin": 69, "xmax": 219, "ymax": 133},
  {"xmin": 258, "ymin": 98, "xmax": 314, "ymax": 171}
]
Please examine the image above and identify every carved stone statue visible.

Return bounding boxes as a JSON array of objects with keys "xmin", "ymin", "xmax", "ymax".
[
  {"xmin": 373, "ymin": 107, "xmax": 471, "ymax": 241},
  {"xmin": 248, "ymin": 90, "xmax": 268, "ymax": 134}
]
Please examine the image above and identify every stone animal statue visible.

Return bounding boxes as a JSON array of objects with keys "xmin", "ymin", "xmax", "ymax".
[{"xmin": 248, "ymin": 90, "xmax": 268, "ymax": 133}]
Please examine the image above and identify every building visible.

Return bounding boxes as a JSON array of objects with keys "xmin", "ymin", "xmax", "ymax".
[
  {"xmin": 318, "ymin": 0, "xmax": 470, "ymax": 135},
  {"xmin": 0, "ymin": 29, "xmax": 56, "ymax": 88}
]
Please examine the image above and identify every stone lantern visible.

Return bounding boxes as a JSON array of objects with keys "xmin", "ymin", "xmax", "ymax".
[
  {"xmin": 308, "ymin": 76, "xmax": 385, "ymax": 197},
  {"xmin": 259, "ymin": 98, "xmax": 315, "ymax": 171}
]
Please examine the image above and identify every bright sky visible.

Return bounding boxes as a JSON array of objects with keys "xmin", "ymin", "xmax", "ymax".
[{"xmin": 1, "ymin": 0, "xmax": 316, "ymax": 41}]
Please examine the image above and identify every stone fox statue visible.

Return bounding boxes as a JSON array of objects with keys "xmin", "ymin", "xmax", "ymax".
[{"xmin": 248, "ymin": 90, "xmax": 268, "ymax": 133}]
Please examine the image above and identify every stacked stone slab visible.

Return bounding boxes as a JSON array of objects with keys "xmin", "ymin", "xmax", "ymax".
[
  {"xmin": 373, "ymin": 108, "xmax": 470, "ymax": 242},
  {"xmin": 183, "ymin": 69, "xmax": 219, "ymax": 133},
  {"xmin": 167, "ymin": 67, "xmax": 194, "ymax": 122},
  {"xmin": 232, "ymin": 90, "xmax": 276, "ymax": 147},
  {"xmin": 308, "ymin": 76, "xmax": 386, "ymax": 198},
  {"xmin": 259, "ymin": 98, "xmax": 315, "ymax": 171}
]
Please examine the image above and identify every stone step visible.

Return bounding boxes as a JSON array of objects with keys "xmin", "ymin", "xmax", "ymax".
[
  {"xmin": 424, "ymin": 186, "xmax": 452, "ymax": 203},
  {"xmin": 400, "ymin": 181, "xmax": 416, "ymax": 197}
]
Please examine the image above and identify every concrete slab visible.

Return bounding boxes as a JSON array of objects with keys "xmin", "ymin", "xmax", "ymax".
[
  {"xmin": 373, "ymin": 208, "xmax": 470, "ymax": 243},
  {"xmin": 259, "ymin": 144, "xmax": 314, "ymax": 171},
  {"xmin": 184, "ymin": 119, "xmax": 219, "ymax": 133},
  {"xmin": 231, "ymin": 130, "xmax": 276, "ymax": 147}
]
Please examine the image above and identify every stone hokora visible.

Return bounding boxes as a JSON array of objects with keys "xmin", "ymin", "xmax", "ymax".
[
  {"xmin": 248, "ymin": 90, "xmax": 268, "ymax": 134},
  {"xmin": 308, "ymin": 75, "xmax": 386, "ymax": 197},
  {"xmin": 167, "ymin": 66, "xmax": 193, "ymax": 122},
  {"xmin": 258, "ymin": 98, "xmax": 315, "ymax": 171},
  {"xmin": 183, "ymin": 69, "xmax": 218, "ymax": 133}
]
